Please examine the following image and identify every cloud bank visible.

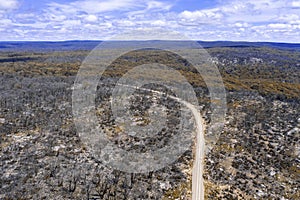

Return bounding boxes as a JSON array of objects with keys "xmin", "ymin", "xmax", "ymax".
[{"xmin": 0, "ymin": 0, "xmax": 299, "ymax": 42}]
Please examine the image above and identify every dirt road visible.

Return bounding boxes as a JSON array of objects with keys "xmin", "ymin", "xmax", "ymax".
[{"xmin": 115, "ymin": 84, "xmax": 205, "ymax": 200}]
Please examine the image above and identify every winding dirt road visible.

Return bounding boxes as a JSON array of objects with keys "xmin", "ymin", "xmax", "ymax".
[
  {"xmin": 115, "ymin": 84, "xmax": 205, "ymax": 200},
  {"xmin": 171, "ymin": 98, "xmax": 205, "ymax": 200}
]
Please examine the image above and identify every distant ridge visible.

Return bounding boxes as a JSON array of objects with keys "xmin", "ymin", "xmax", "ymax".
[
  {"xmin": 0, "ymin": 41, "xmax": 102, "ymax": 52},
  {"xmin": 0, "ymin": 40, "xmax": 299, "ymax": 52},
  {"xmin": 197, "ymin": 41, "xmax": 300, "ymax": 50}
]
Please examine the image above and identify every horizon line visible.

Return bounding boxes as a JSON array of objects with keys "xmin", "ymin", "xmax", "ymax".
[{"xmin": 0, "ymin": 40, "xmax": 299, "ymax": 45}]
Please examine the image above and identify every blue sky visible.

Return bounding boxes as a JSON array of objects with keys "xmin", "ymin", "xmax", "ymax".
[{"xmin": 0, "ymin": 0, "xmax": 299, "ymax": 42}]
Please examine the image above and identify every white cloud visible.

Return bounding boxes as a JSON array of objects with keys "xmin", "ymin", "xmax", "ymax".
[
  {"xmin": 71, "ymin": 0, "xmax": 140, "ymax": 13},
  {"xmin": 85, "ymin": 14, "xmax": 98, "ymax": 22},
  {"xmin": 1, "ymin": 0, "xmax": 299, "ymax": 42},
  {"xmin": 47, "ymin": 0, "xmax": 143, "ymax": 14},
  {"xmin": 62, "ymin": 20, "xmax": 82, "ymax": 27},
  {"xmin": 179, "ymin": 9, "xmax": 223, "ymax": 25},
  {"xmin": 179, "ymin": 0, "xmax": 299, "ymax": 25},
  {"xmin": 277, "ymin": 14, "xmax": 299, "ymax": 23},
  {"xmin": 150, "ymin": 20, "xmax": 167, "ymax": 26},
  {"xmin": 0, "ymin": 19, "xmax": 12, "ymax": 27},
  {"xmin": 0, "ymin": 0, "xmax": 18, "ymax": 10},
  {"xmin": 47, "ymin": 0, "xmax": 173, "ymax": 20},
  {"xmin": 114, "ymin": 19, "xmax": 136, "ymax": 27},
  {"xmin": 34, "ymin": 0, "xmax": 174, "ymax": 40},
  {"xmin": 268, "ymin": 23, "xmax": 292, "ymax": 29},
  {"xmin": 174, "ymin": 0, "xmax": 300, "ymax": 42},
  {"xmin": 291, "ymin": 1, "xmax": 300, "ymax": 8},
  {"xmin": 146, "ymin": 1, "xmax": 172, "ymax": 10},
  {"xmin": 99, "ymin": 21, "xmax": 113, "ymax": 28},
  {"xmin": 16, "ymin": 13, "xmax": 35, "ymax": 18},
  {"xmin": 233, "ymin": 22, "xmax": 249, "ymax": 28}
]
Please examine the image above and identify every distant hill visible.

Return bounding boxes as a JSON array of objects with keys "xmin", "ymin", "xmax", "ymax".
[
  {"xmin": 197, "ymin": 41, "xmax": 300, "ymax": 50},
  {"xmin": 0, "ymin": 41, "xmax": 101, "ymax": 52},
  {"xmin": 0, "ymin": 40, "xmax": 299, "ymax": 52}
]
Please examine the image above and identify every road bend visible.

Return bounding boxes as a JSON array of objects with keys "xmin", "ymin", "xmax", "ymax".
[{"xmin": 114, "ymin": 84, "xmax": 205, "ymax": 200}]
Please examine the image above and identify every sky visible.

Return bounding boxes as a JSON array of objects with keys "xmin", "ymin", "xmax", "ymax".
[{"xmin": 0, "ymin": 0, "xmax": 299, "ymax": 42}]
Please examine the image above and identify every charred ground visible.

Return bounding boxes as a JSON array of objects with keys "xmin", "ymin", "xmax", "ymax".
[{"xmin": 0, "ymin": 42, "xmax": 299, "ymax": 199}]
